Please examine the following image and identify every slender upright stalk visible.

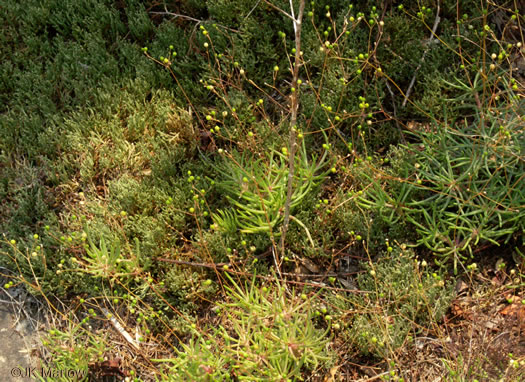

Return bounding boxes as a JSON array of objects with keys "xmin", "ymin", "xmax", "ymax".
[{"xmin": 279, "ymin": 0, "xmax": 306, "ymax": 260}]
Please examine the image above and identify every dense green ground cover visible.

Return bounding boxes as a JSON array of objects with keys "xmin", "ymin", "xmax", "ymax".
[{"xmin": 1, "ymin": 0, "xmax": 523, "ymax": 380}]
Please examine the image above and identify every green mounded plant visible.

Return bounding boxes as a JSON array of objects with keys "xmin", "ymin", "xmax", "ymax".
[
  {"xmin": 440, "ymin": 351, "xmax": 525, "ymax": 382},
  {"xmin": 154, "ymin": 273, "xmax": 332, "ymax": 380},
  {"xmin": 77, "ymin": 235, "xmax": 142, "ymax": 283},
  {"xmin": 441, "ymin": 353, "xmax": 490, "ymax": 382},
  {"xmin": 346, "ymin": 248, "xmax": 454, "ymax": 359},
  {"xmin": 359, "ymin": 93, "xmax": 524, "ymax": 270},
  {"xmin": 39, "ymin": 321, "xmax": 107, "ymax": 382},
  {"xmin": 163, "ymin": 268, "xmax": 219, "ymax": 313},
  {"xmin": 211, "ymin": 139, "xmax": 330, "ymax": 239}
]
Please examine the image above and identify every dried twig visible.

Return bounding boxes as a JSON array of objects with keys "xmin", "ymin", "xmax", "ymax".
[
  {"xmin": 156, "ymin": 256, "xmax": 360, "ymax": 278},
  {"xmin": 149, "ymin": 5, "xmax": 239, "ymax": 33},
  {"xmin": 156, "ymin": 257, "xmax": 368, "ymax": 293},
  {"xmin": 385, "ymin": 80, "xmax": 407, "ymax": 144},
  {"xmin": 102, "ymin": 308, "xmax": 140, "ymax": 351},
  {"xmin": 149, "ymin": 10, "xmax": 201, "ymax": 24},
  {"xmin": 262, "ymin": 0, "xmax": 293, "ymax": 21},
  {"xmin": 244, "ymin": 0, "xmax": 263, "ymax": 21},
  {"xmin": 402, "ymin": 5, "xmax": 441, "ymax": 107}
]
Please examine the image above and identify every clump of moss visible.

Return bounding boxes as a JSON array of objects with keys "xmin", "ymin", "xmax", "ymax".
[{"xmin": 346, "ymin": 248, "xmax": 454, "ymax": 358}]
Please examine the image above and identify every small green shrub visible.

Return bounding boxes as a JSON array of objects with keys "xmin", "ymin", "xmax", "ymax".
[
  {"xmin": 154, "ymin": 274, "xmax": 332, "ymax": 380},
  {"xmin": 164, "ymin": 268, "xmax": 218, "ymax": 313},
  {"xmin": 359, "ymin": 96, "xmax": 524, "ymax": 269},
  {"xmin": 78, "ymin": 236, "xmax": 141, "ymax": 283},
  {"xmin": 211, "ymin": 141, "xmax": 329, "ymax": 237},
  {"xmin": 41, "ymin": 320, "xmax": 108, "ymax": 382},
  {"xmin": 346, "ymin": 248, "xmax": 454, "ymax": 358}
]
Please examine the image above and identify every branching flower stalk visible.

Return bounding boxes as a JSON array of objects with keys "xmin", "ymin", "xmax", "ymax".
[{"xmin": 279, "ymin": 0, "xmax": 306, "ymax": 261}]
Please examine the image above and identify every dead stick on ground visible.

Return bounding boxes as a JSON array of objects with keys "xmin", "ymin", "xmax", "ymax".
[
  {"xmin": 402, "ymin": 5, "xmax": 441, "ymax": 107},
  {"xmin": 102, "ymin": 308, "xmax": 140, "ymax": 351},
  {"xmin": 156, "ymin": 257, "xmax": 361, "ymax": 278},
  {"xmin": 156, "ymin": 257, "xmax": 368, "ymax": 293}
]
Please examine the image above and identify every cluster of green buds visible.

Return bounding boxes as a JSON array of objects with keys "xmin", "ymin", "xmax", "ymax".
[
  {"xmin": 358, "ymin": 96, "xmax": 370, "ymax": 109},
  {"xmin": 368, "ymin": 6, "xmax": 379, "ymax": 24},
  {"xmin": 416, "ymin": 6, "xmax": 433, "ymax": 19}
]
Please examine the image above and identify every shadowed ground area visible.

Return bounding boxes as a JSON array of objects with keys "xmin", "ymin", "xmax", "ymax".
[
  {"xmin": 0, "ymin": 306, "xmax": 39, "ymax": 381},
  {"xmin": 0, "ymin": 277, "xmax": 42, "ymax": 382}
]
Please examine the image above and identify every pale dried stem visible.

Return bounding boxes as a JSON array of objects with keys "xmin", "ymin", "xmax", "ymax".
[
  {"xmin": 402, "ymin": 5, "xmax": 441, "ymax": 107},
  {"xmin": 279, "ymin": 0, "xmax": 306, "ymax": 262}
]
